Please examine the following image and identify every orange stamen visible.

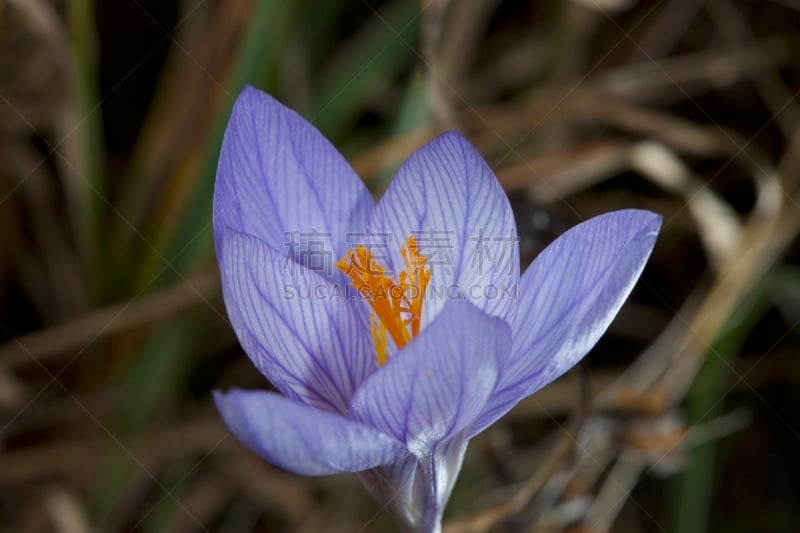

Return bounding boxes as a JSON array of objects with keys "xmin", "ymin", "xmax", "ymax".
[{"xmin": 337, "ymin": 236, "xmax": 431, "ymax": 366}]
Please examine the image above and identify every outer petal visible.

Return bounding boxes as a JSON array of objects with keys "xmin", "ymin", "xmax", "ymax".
[
  {"xmin": 417, "ymin": 435, "xmax": 470, "ymax": 531},
  {"xmin": 214, "ymin": 389, "xmax": 405, "ymax": 475},
  {"xmin": 220, "ymin": 229, "xmax": 374, "ymax": 414},
  {"xmin": 359, "ymin": 435, "xmax": 469, "ymax": 533},
  {"xmin": 214, "ymin": 86, "xmax": 374, "ymax": 270},
  {"xmin": 359, "ymin": 454, "xmax": 420, "ymax": 530},
  {"xmin": 471, "ymin": 210, "xmax": 661, "ymax": 435},
  {"xmin": 350, "ymin": 300, "xmax": 510, "ymax": 456},
  {"xmin": 368, "ymin": 132, "xmax": 519, "ymax": 325}
]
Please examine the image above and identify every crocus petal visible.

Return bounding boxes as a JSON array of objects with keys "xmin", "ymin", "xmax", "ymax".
[
  {"xmin": 369, "ymin": 132, "xmax": 519, "ymax": 325},
  {"xmin": 470, "ymin": 209, "xmax": 661, "ymax": 435},
  {"xmin": 214, "ymin": 86, "xmax": 374, "ymax": 270},
  {"xmin": 219, "ymin": 229, "xmax": 374, "ymax": 414},
  {"xmin": 214, "ymin": 389, "xmax": 405, "ymax": 476},
  {"xmin": 416, "ymin": 434, "xmax": 470, "ymax": 531},
  {"xmin": 360, "ymin": 435, "xmax": 469, "ymax": 533},
  {"xmin": 359, "ymin": 454, "xmax": 420, "ymax": 530},
  {"xmin": 350, "ymin": 300, "xmax": 510, "ymax": 456}
]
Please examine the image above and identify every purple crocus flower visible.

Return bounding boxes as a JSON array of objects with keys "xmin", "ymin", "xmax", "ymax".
[{"xmin": 213, "ymin": 86, "xmax": 660, "ymax": 532}]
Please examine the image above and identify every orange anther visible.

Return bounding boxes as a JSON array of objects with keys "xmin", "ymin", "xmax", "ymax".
[{"xmin": 338, "ymin": 236, "xmax": 431, "ymax": 365}]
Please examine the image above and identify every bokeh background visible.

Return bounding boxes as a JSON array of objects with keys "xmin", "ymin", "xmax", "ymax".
[{"xmin": 2, "ymin": 0, "xmax": 800, "ymax": 531}]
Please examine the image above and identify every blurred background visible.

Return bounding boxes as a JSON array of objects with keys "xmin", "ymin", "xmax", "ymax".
[{"xmin": 1, "ymin": 0, "xmax": 799, "ymax": 531}]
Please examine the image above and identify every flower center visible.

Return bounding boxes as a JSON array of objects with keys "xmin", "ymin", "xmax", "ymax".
[{"xmin": 337, "ymin": 236, "xmax": 431, "ymax": 366}]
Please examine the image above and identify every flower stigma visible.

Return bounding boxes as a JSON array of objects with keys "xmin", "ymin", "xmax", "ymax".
[{"xmin": 337, "ymin": 236, "xmax": 431, "ymax": 366}]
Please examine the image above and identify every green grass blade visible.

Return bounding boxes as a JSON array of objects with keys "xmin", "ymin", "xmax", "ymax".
[
  {"xmin": 671, "ymin": 274, "xmax": 776, "ymax": 533},
  {"xmin": 136, "ymin": 0, "xmax": 299, "ymax": 288},
  {"xmin": 68, "ymin": 0, "xmax": 106, "ymax": 297},
  {"xmin": 311, "ymin": 0, "xmax": 421, "ymax": 141}
]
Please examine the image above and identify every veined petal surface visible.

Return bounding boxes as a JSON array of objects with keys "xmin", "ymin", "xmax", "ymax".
[
  {"xmin": 219, "ymin": 229, "xmax": 374, "ymax": 414},
  {"xmin": 471, "ymin": 209, "xmax": 661, "ymax": 435},
  {"xmin": 369, "ymin": 132, "xmax": 519, "ymax": 325},
  {"xmin": 214, "ymin": 86, "xmax": 374, "ymax": 269},
  {"xmin": 214, "ymin": 389, "xmax": 405, "ymax": 475},
  {"xmin": 350, "ymin": 300, "xmax": 510, "ymax": 456}
]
